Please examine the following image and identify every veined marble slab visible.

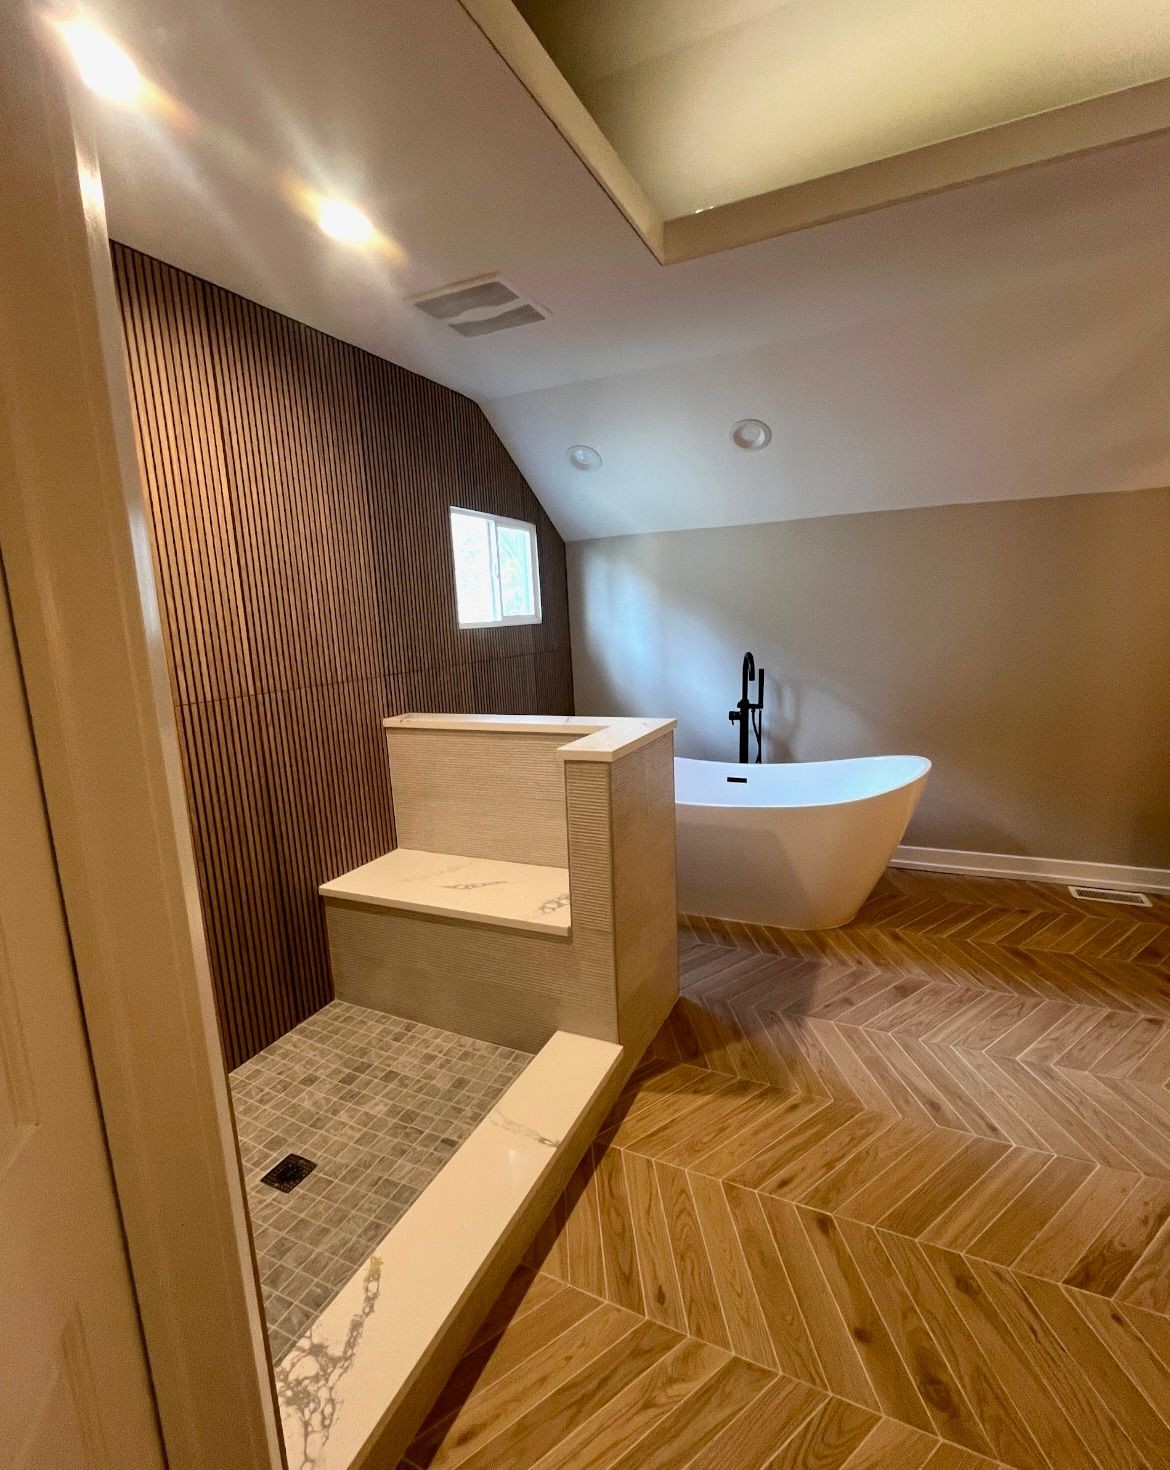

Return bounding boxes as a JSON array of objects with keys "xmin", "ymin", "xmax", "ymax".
[
  {"xmin": 319, "ymin": 849, "xmax": 571, "ymax": 935},
  {"xmin": 275, "ymin": 1030, "xmax": 624, "ymax": 1470},
  {"xmin": 383, "ymin": 711, "xmax": 676, "ymax": 762}
]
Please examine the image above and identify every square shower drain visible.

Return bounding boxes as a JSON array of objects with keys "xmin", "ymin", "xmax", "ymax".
[{"xmin": 260, "ymin": 1153, "xmax": 316, "ymax": 1192}]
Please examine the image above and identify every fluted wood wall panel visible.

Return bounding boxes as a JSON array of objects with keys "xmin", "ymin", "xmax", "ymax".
[{"xmin": 112, "ymin": 243, "xmax": 573, "ymax": 1067}]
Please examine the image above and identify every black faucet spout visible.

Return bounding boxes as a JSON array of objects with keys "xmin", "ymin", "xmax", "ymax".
[{"xmin": 741, "ymin": 651, "xmax": 756, "ymax": 705}]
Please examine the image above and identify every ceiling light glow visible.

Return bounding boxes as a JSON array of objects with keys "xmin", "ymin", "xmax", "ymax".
[
  {"xmin": 567, "ymin": 445, "xmax": 602, "ymax": 472},
  {"xmin": 62, "ymin": 22, "xmax": 141, "ymax": 103},
  {"xmin": 317, "ymin": 199, "xmax": 375, "ymax": 246}
]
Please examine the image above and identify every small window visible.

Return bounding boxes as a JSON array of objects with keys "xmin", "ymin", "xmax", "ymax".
[{"xmin": 449, "ymin": 508, "xmax": 542, "ymax": 627}]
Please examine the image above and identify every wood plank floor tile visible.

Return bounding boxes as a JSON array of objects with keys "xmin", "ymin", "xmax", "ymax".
[
  {"xmin": 1013, "ymin": 1167, "xmax": 1142, "ymax": 1280},
  {"xmin": 462, "ymin": 1266, "xmax": 563, "ymax": 1355},
  {"xmin": 604, "ymin": 1356, "xmax": 775, "ymax": 1470},
  {"xmin": 1069, "ymin": 1290, "xmax": 1170, "ymax": 1431},
  {"xmin": 726, "ymin": 1101, "xmax": 862, "ymax": 1192},
  {"xmin": 686, "ymin": 1169, "xmax": 778, "ymax": 1367},
  {"xmin": 758, "ymin": 1109, "xmax": 896, "ymax": 1202},
  {"xmin": 799, "ymin": 1117, "xmax": 936, "ymax": 1214},
  {"xmin": 922, "ymin": 1447, "xmax": 1007, "ymax": 1470},
  {"xmin": 593, "ymin": 1147, "xmax": 643, "ymax": 1314},
  {"xmin": 789, "ymin": 1016, "xmax": 909, "ymax": 1113},
  {"xmin": 879, "ymin": 1138, "xmax": 1009, "ymax": 1239},
  {"xmin": 795, "ymin": 1207, "xmax": 935, "ymax": 1433},
  {"xmin": 679, "ymin": 1084, "xmax": 809, "ymax": 1174},
  {"xmin": 963, "ymin": 1152, "xmax": 1094, "ymax": 1267},
  {"xmin": 682, "ymin": 1374, "xmax": 825, "ymax": 1470},
  {"xmin": 630, "ymin": 1076, "xmax": 769, "ymax": 1165},
  {"xmin": 687, "ymin": 1090, "xmax": 834, "ymax": 1178},
  {"xmin": 452, "ymin": 1318, "xmax": 680, "ymax": 1470},
  {"xmin": 414, "ymin": 1284, "xmax": 599, "ymax": 1441},
  {"xmin": 837, "ymin": 1417, "xmax": 938, "ymax": 1469},
  {"xmin": 654, "ymin": 1161, "xmax": 731, "ymax": 1349},
  {"xmin": 1062, "ymin": 1174, "xmax": 1170, "ymax": 1297},
  {"xmin": 419, "ymin": 874, "xmax": 1170, "ymax": 1470},
  {"xmin": 921, "ymin": 1148, "xmax": 1048, "ymax": 1252},
  {"xmin": 621, "ymin": 1150, "xmax": 687, "ymax": 1333},
  {"xmin": 1116, "ymin": 1214, "xmax": 1170, "ymax": 1315},
  {"xmin": 722, "ymin": 1182, "xmax": 827, "ymax": 1387},
  {"xmin": 409, "ymin": 1302, "xmax": 639, "ymax": 1468},
  {"xmin": 962, "ymin": 1255, "xmax": 1146, "ymax": 1470},
  {"xmin": 562, "ymin": 1148, "xmax": 607, "ymax": 1297},
  {"xmin": 983, "ymin": 998, "xmax": 1070, "ymax": 1059},
  {"xmin": 608, "ymin": 1068, "xmax": 747, "ymax": 1151},
  {"xmin": 520, "ymin": 1336, "xmax": 729, "ymax": 1470},
  {"xmin": 1015, "ymin": 1274, "xmax": 1170, "ymax": 1468},
  {"xmin": 757, "ymin": 1195, "xmax": 880, "ymax": 1410},
  {"xmin": 877, "ymin": 1229, "xmax": 1048, "ymax": 1470},
  {"xmin": 1059, "ymin": 1011, "xmax": 1156, "ymax": 1073},
  {"xmin": 761, "ymin": 1396, "xmax": 879, "ymax": 1470},
  {"xmin": 839, "ymin": 1128, "xmax": 972, "ymax": 1227},
  {"xmin": 835, "ymin": 1216, "xmax": 995, "ymax": 1456},
  {"xmin": 1117, "ymin": 1297, "xmax": 1170, "ymax": 1379},
  {"xmin": 921, "ymin": 1245, "xmax": 1117, "ymax": 1470},
  {"xmin": 1126, "ymin": 1028, "xmax": 1170, "ymax": 1085}
]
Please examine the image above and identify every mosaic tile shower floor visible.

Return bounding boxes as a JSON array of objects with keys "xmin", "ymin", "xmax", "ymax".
[{"xmin": 230, "ymin": 999, "xmax": 532, "ymax": 1361}]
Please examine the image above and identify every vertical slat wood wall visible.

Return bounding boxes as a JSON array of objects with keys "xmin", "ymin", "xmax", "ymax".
[{"xmin": 111, "ymin": 243, "xmax": 574, "ymax": 1068}]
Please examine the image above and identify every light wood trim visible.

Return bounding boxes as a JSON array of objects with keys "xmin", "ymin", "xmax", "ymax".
[
  {"xmin": 665, "ymin": 76, "xmax": 1170, "ymax": 263},
  {"xmin": 0, "ymin": 10, "xmax": 283, "ymax": 1467}
]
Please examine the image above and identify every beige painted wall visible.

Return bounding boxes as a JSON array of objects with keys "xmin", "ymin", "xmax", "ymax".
[{"xmin": 569, "ymin": 488, "xmax": 1170, "ymax": 868}]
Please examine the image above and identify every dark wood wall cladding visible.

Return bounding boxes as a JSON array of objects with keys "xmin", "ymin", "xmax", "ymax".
[{"xmin": 111, "ymin": 243, "xmax": 573, "ymax": 1068}]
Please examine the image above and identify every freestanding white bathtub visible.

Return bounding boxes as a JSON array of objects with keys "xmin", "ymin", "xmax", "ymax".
[{"xmin": 675, "ymin": 755, "xmax": 931, "ymax": 930}]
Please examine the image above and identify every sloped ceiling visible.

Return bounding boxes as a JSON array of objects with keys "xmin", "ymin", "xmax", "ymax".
[
  {"xmin": 83, "ymin": 0, "xmax": 1170, "ymax": 541},
  {"xmin": 485, "ymin": 137, "xmax": 1170, "ymax": 539}
]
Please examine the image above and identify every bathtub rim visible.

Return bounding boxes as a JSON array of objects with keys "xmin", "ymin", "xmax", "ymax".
[{"xmin": 674, "ymin": 754, "xmax": 932, "ymax": 811}]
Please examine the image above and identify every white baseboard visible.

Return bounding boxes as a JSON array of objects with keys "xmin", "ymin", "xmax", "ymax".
[{"xmin": 891, "ymin": 845, "xmax": 1170, "ymax": 896}]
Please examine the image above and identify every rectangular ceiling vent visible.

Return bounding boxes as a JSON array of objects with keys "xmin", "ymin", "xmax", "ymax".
[
  {"xmin": 1067, "ymin": 885, "xmax": 1152, "ymax": 907},
  {"xmin": 409, "ymin": 275, "xmax": 548, "ymax": 338}
]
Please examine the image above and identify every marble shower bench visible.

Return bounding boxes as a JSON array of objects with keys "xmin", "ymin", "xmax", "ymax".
[
  {"xmin": 320, "ymin": 713, "xmax": 679, "ymax": 1056},
  {"xmin": 321, "ymin": 848, "xmax": 572, "ymax": 936},
  {"xmin": 290, "ymin": 715, "xmax": 679, "ymax": 1469}
]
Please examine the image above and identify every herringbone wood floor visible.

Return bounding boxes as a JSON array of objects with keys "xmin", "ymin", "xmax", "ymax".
[{"xmin": 404, "ymin": 871, "xmax": 1170, "ymax": 1470}]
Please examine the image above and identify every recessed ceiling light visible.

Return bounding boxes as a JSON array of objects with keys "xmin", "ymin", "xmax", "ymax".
[
  {"xmin": 567, "ymin": 445, "xmax": 602, "ymax": 472},
  {"xmin": 317, "ymin": 199, "xmax": 375, "ymax": 246},
  {"xmin": 731, "ymin": 418, "xmax": 772, "ymax": 451},
  {"xmin": 62, "ymin": 22, "xmax": 141, "ymax": 103}
]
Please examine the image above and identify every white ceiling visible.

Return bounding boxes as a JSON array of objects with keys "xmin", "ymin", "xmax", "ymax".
[{"xmin": 85, "ymin": 0, "xmax": 1170, "ymax": 541}]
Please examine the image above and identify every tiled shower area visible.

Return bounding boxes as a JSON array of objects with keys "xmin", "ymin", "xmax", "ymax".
[{"xmin": 230, "ymin": 1000, "xmax": 532, "ymax": 1360}]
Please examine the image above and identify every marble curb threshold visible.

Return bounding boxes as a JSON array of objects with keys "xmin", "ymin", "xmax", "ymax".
[{"xmin": 275, "ymin": 1030, "xmax": 625, "ymax": 1470}]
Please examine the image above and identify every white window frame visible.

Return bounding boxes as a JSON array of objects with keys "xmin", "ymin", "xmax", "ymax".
[{"xmin": 449, "ymin": 506, "xmax": 543, "ymax": 628}]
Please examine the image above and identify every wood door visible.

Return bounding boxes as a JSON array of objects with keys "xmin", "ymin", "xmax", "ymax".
[{"xmin": 0, "ymin": 568, "xmax": 165, "ymax": 1469}]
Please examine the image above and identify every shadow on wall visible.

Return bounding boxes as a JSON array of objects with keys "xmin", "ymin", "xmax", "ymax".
[{"xmin": 568, "ymin": 488, "xmax": 1170, "ymax": 869}]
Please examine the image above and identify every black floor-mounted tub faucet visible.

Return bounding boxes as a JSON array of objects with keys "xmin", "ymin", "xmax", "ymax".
[{"xmin": 729, "ymin": 651, "xmax": 764, "ymax": 764}]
